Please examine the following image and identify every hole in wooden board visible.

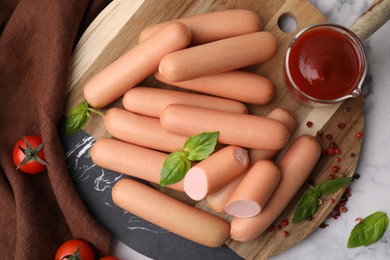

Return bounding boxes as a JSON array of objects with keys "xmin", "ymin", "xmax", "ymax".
[{"xmin": 278, "ymin": 13, "xmax": 298, "ymax": 33}]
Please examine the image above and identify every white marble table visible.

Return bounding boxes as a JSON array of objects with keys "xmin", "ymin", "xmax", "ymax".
[{"xmin": 112, "ymin": 1, "xmax": 390, "ymax": 259}]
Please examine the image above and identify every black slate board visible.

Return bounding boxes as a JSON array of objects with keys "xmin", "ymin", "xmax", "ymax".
[{"xmin": 59, "ymin": 117, "xmax": 241, "ymax": 260}]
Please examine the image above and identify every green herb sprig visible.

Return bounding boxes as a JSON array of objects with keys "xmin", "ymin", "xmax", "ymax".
[
  {"xmin": 348, "ymin": 211, "xmax": 389, "ymax": 248},
  {"xmin": 293, "ymin": 177, "xmax": 352, "ymax": 223},
  {"xmin": 160, "ymin": 132, "xmax": 219, "ymax": 186},
  {"xmin": 66, "ymin": 101, "xmax": 104, "ymax": 136}
]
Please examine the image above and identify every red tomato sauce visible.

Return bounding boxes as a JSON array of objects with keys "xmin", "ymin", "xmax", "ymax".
[{"xmin": 287, "ymin": 27, "xmax": 362, "ymax": 101}]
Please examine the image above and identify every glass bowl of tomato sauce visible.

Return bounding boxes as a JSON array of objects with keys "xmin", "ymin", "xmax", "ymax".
[{"xmin": 284, "ymin": 23, "xmax": 367, "ymax": 106}]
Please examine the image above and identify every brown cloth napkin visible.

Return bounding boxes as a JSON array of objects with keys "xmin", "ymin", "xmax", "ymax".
[{"xmin": 0, "ymin": 0, "xmax": 113, "ymax": 258}]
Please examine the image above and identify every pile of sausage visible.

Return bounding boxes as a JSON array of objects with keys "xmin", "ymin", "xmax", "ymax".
[{"xmin": 85, "ymin": 10, "xmax": 322, "ymax": 248}]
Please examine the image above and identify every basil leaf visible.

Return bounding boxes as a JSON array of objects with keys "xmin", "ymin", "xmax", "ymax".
[
  {"xmin": 160, "ymin": 151, "xmax": 191, "ymax": 186},
  {"xmin": 66, "ymin": 101, "xmax": 104, "ymax": 136},
  {"xmin": 66, "ymin": 101, "xmax": 91, "ymax": 136},
  {"xmin": 184, "ymin": 132, "xmax": 219, "ymax": 161},
  {"xmin": 293, "ymin": 178, "xmax": 353, "ymax": 225},
  {"xmin": 348, "ymin": 212, "xmax": 389, "ymax": 248},
  {"xmin": 293, "ymin": 187, "xmax": 320, "ymax": 223},
  {"xmin": 317, "ymin": 177, "xmax": 352, "ymax": 195},
  {"xmin": 159, "ymin": 132, "xmax": 219, "ymax": 186}
]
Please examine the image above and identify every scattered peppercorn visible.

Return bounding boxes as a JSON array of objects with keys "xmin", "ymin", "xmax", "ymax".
[
  {"xmin": 326, "ymin": 134, "xmax": 333, "ymax": 140},
  {"xmin": 326, "ymin": 186, "xmax": 353, "ymax": 222},
  {"xmin": 327, "ymin": 147, "xmax": 336, "ymax": 156},
  {"xmin": 281, "ymin": 219, "xmax": 289, "ymax": 227},
  {"xmin": 339, "ymin": 195, "xmax": 348, "ymax": 203},
  {"xmin": 282, "ymin": 231, "xmax": 288, "ymax": 237},
  {"xmin": 267, "ymin": 225, "xmax": 275, "ymax": 232},
  {"xmin": 331, "ymin": 165, "xmax": 340, "ymax": 173},
  {"xmin": 306, "ymin": 120, "xmax": 361, "ymax": 228},
  {"xmin": 355, "ymin": 217, "xmax": 363, "ymax": 223},
  {"xmin": 338, "ymin": 123, "xmax": 346, "ymax": 129},
  {"xmin": 352, "ymin": 173, "xmax": 360, "ymax": 180},
  {"xmin": 319, "ymin": 223, "xmax": 329, "ymax": 229}
]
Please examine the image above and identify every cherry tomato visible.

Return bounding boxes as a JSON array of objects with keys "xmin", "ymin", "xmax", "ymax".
[
  {"xmin": 12, "ymin": 135, "xmax": 48, "ymax": 174},
  {"xmin": 55, "ymin": 239, "xmax": 94, "ymax": 260},
  {"xmin": 100, "ymin": 257, "xmax": 120, "ymax": 260}
]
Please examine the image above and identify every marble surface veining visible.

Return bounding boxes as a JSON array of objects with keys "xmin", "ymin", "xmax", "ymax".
[{"xmin": 64, "ymin": 0, "xmax": 390, "ymax": 259}]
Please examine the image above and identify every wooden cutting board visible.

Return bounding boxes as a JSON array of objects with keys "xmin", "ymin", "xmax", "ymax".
[{"xmin": 65, "ymin": 0, "xmax": 364, "ymax": 259}]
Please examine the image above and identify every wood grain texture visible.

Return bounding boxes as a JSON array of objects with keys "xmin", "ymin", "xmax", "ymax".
[{"xmin": 65, "ymin": 0, "xmax": 364, "ymax": 258}]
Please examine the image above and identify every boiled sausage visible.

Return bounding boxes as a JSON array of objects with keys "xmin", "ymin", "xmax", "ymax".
[
  {"xmin": 91, "ymin": 138, "xmax": 184, "ymax": 191},
  {"xmin": 160, "ymin": 104, "xmax": 290, "ymax": 150},
  {"xmin": 183, "ymin": 146, "xmax": 249, "ymax": 201},
  {"xmin": 158, "ymin": 31, "xmax": 277, "ymax": 82},
  {"xmin": 154, "ymin": 70, "xmax": 274, "ymax": 105},
  {"xmin": 224, "ymin": 160, "xmax": 281, "ymax": 218},
  {"xmin": 112, "ymin": 178, "xmax": 230, "ymax": 247},
  {"xmin": 139, "ymin": 9, "xmax": 262, "ymax": 45},
  {"xmin": 104, "ymin": 108, "xmax": 188, "ymax": 152},
  {"xmin": 122, "ymin": 87, "xmax": 248, "ymax": 118},
  {"xmin": 84, "ymin": 22, "xmax": 191, "ymax": 108}
]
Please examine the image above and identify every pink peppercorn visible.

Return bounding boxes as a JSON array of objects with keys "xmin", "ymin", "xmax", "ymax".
[
  {"xmin": 327, "ymin": 148, "xmax": 336, "ymax": 156},
  {"xmin": 319, "ymin": 223, "xmax": 329, "ymax": 228},
  {"xmin": 355, "ymin": 217, "xmax": 363, "ymax": 223},
  {"xmin": 331, "ymin": 166, "xmax": 340, "ymax": 173},
  {"xmin": 267, "ymin": 225, "xmax": 275, "ymax": 232},
  {"xmin": 281, "ymin": 219, "xmax": 289, "ymax": 227},
  {"xmin": 338, "ymin": 123, "xmax": 346, "ymax": 129}
]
